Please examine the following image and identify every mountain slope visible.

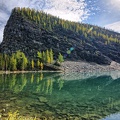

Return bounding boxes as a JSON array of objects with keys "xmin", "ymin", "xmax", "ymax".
[
  {"xmin": 0, "ymin": 0, "xmax": 89, "ymax": 42},
  {"xmin": 0, "ymin": 7, "xmax": 120, "ymax": 65}
]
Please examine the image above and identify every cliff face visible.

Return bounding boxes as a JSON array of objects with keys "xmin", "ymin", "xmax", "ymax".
[{"xmin": 0, "ymin": 8, "xmax": 120, "ymax": 65}]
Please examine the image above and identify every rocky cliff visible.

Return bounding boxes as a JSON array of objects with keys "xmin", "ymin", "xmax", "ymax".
[{"xmin": 0, "ymin": 7, "xmax": 120, "ymax": 65}]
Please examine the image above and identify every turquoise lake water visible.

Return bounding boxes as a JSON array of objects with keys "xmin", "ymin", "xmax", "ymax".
[{"xmin": 0, "ymin": 71, "xmax": 120, "ymax": 119}]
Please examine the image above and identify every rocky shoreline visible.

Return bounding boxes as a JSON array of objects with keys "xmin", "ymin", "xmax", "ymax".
[
  {"xmin": 61, "ymin": 61, "xmax": 120, "ymax": 73},
  {"xmin": 0, "ymin": 61, "xmax": 120, "ymax": 75}
]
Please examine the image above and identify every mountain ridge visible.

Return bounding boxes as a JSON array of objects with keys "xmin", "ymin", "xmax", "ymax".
[{"xmin": 0, "ymin": 7, "xmax": 120, "ymax": 65}]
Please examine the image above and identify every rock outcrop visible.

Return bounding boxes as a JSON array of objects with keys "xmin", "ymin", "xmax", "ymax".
[{"xmin": 0, "ymin": 8, "xmax": 120, "ymax": 65}]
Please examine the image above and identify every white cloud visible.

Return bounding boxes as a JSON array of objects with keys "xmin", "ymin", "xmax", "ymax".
[
  {"xmin": 107, "ymin": 0, "xmax": 120, "ymax": 10},
  {"xmin": 0, "ymin": 27, "xmax": 4, "ymax": 41},
  {"xmin": 105, "ymin": 21, "xmax": 120, "ymax": 33},
  {"xmin": 30, "ymin": 0, "xmax": 89, "ymax": 22},
  {"xmin": 0, "ymin": 0, "xmax": 89, "ymax": 42}
]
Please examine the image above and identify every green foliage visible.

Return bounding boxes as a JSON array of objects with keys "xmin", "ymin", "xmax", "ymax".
[
  {"xmin": 40, "ymin": 62, "xmax": 44, "ymax": 70},
  {"xmin": 15, "ymin": 51, "xmax": 28, "ymax": 70},
  {"xmin": 58, "ymin": 53, "xmax": 64, "ymax": 63},
  {"xmin": 0, "ymin": 54, "xmax": 10, "ymax": 71},
  {"xmin": 4, "ymin": 54, "xmax": 9, "ymax": 71},
  {"xmin": 46, "ymin": 49, "xmax": 50, "ymax": 63},
  {"xmin": 37, "ymin": 51, "xmax": 42, "ymax": 60},
  {"xmin": 0, "ymin": 51, "xmax": 28, "ymax": 71},
  {"xmin": 0, "ymin": 54, "xmax": 5, "ymax": 70},
  {"xmin": 37, "ymin": 60, "xmax": 40, "ymax": 69},
  {"xmin": 10, "ymin": 54, "xmax": 17, "ymax": 71},
  {"xmin": 38, "ymin": 49, "xmax": 54, "ymax": 64},
  {"xmin": 42, "ymin": 51, "xmax": 46, "ymax": 63},
  {"xmin": 0, "ymin": 49, "xmax": 58, "ymax": 71},
  {"xmin": 31, "ymin": 59, "xmax": 34, "ymax": 69},
  {"xmin": 50, "ymin": 49, "xmax": 54, "ymax": 64}
]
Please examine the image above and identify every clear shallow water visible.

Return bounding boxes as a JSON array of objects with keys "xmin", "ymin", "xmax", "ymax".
[{"xmin": 0, "ymin": 71, "xmax": 120, "ymax": 119}]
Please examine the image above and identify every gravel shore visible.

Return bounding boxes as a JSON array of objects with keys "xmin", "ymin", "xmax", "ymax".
[{"xmin": 61, "ymin": 61, "xmax": 120, "ymax": 73}]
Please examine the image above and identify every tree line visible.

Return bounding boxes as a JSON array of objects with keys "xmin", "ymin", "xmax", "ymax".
[
  {"xmin": 13, "ymin": 7, "xmax": 120, "ymax": 44},
  {"xmin": 0, "ymin": 49, "xmax": 64, "ymax": 71}
]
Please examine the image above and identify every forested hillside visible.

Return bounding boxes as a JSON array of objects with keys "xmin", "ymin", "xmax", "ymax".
[
  {"xmin": 0, "ymin": 7, "xmax": 120, "ymax": 64},
  {"xmin": 14, "ymin": 7, "xmax": 120, "ymax": 43}
]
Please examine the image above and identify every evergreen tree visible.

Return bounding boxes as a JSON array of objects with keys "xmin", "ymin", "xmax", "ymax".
[
  {"xmin": 50, "ymin": 49, "xmax": 54, "ymax": 63},
  {"xmin": 0, "ymin": 54, "xmax": 5, "ymax": 70},
  {"xmin": 22, "ymin": 55, "xmax": 28, "ymax": 70},
  {"xmin": 13, "ymin": 7, "xmax": 120, "ymax": 45},
  {"xmin": 58, "ymin": 53, "xmax": 64, "ymax": 63},
  {"xmin": 3, "ymin": 54, "xmax": 8, "ymax": 71},
  {"xmin": 40, "ymin": 62, "xmax": 43, "ymax": 70},
  {"xmin": 46, "ymin": 50, "xmax": 50, "ymax": 63},
  {"xmin": 10, "ymin": 54, "xmax": 17, "ymax": 71},
  {"xmin": 27, "ymin": 60, "xmax": 31, "ymax": 70},
  {"xmin": 15, "ymin": 51, "xmax": 28, "ymax": 70},
  {"xmin": 37, "ymin": 60, "xmax": 40, "ymax": 69},
  {"xmin": 0, "ymin": 49, "xmax": 57, "ymax": 71},
  {"xmin": 42, "ymin": 51, "xmax": 46, "ymax": 62},
  {"xmin": 31, "ymin": 59, "xmax": 34, "ymax": 69},
  {"xmin": 37, "ymin": 51, "xmax": 42, "ymax": 60}
]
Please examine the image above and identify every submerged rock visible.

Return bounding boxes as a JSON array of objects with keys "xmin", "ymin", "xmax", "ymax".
[
  {"xmin": 38, "ymin": 96, "xmax": 48, "ymax": 103},
  {"xmin": 10, "ymin": 97, "xmax": 17, "ymax": 101},
  {"xmin": 43, "ymin": 110, "xmax": 54, "ymax": 116}
]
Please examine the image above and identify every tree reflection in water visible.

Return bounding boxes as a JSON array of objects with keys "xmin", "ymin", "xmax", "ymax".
[{"xmin": 0, "ymin": 72, "xmax": 120, "ymax": 119}]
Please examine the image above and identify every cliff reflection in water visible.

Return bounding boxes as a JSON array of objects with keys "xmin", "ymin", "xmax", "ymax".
[{"xmin": 0, "ymin": 71, "xmax": 120, "ymax": 119}]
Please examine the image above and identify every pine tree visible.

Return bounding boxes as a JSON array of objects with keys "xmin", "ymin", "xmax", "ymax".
[
  {"xmin": 40, "ymin": 62, "xmax": 43, "ymax": 70},
  {"xmin": 37, "ymin": 60, "xmax": 40, "ymax": 69},
  {"xmin": 0, "ymin": 54, "xmax": 3, "ymax": 70},
  {"xmin": 20, "ymin": 52, "xmax": 28, "ymax": 70},
  {"xmin": 46, "ymin": 50, "xmax": 51, "ymax": 63},
  {"xmin": 13, "ymin": 7, "xmax": 120, "ymax": 45},
  {"xmin": 15, "ymin": 51, "xmax": 28, "ymax": 70},
  {"xmin": 10, "ymin": 54, "xmax": 17, "ymax": 71},
  {"xmin": 31, "ymin": 59, "xmax": 34, "ymax": 70},
  {"xmin": 37, "ymin": 51, "xmax": 42, "ymax": 60},
  {"xmin": 22, "ymin": 56, "xmax": 28, "ymax": 70},
  {"xmin": 58, "ymin": 53, "xmax": 64, "ymax": 63},
  {"xmin": 4, "ymin": 54, "xmax": 8, "ymax": 71},
  {"xmin": 27, "ymin": 60, "xmax": 31, "ymax": 70},
  {"xmin": 42, "ymin": 51, "xmax": 46, "ymax": 62},
  {"xmin": 50, "ymin": 49, "xmax": 53, "ymax": 63},
  {"xmin": 0, "ymin": 54, "xmax": 5, "ymax": 70}
]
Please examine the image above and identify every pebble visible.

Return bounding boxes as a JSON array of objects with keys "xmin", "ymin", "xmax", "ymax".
[{"xmin": 61, "ymin": 61, "xmax": 120, "ymax": 73}]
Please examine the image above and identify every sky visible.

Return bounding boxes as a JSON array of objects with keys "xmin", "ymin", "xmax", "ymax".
[{"xmin": 0, "ymin": 0, "xmax": 120, "ymax": 42}]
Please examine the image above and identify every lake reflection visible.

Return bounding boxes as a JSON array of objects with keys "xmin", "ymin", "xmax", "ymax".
[{"xmin": 0, "ymin": 71, "xmax": 120, "ymax": 119}]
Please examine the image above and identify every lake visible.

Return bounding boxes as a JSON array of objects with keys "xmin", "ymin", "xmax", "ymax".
[{"xmin": 0, "ymin": 71, "xmax": 120, "ymax": 120}]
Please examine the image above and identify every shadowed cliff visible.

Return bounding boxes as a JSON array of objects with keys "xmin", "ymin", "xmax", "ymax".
[{"xmin": 1, "ymin": 7, "xmax": 120, "ymax": 64}]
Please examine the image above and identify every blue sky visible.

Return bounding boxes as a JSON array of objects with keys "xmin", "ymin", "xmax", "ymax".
[
  {"xmin": 84, "ymin": 0, "xmax": 120, "ymax": 27},
  {"xmin": 0, "ymin": 0, "xmax": 120, "ymax": 42}
]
